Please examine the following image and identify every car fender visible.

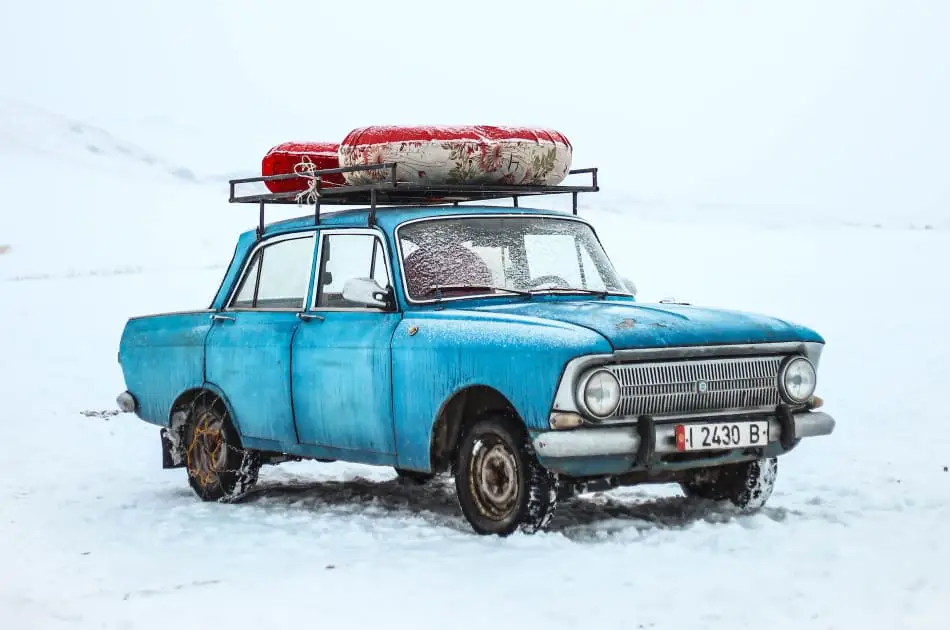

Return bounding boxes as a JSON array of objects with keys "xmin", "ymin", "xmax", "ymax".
[{"xmin": 390, "ymin": 310, "xmax": 612, "ymax": 470}]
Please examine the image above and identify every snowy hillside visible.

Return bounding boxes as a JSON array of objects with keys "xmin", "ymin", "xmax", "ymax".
[{"xmin": 2, "ymin": 1, "xmax": 950, "ymax": 628}]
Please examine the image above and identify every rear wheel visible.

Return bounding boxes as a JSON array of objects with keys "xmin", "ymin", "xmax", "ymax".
[
  {"xmin": 455, "ymin": 414, "xmax": 558, "ymax": 536},
  {"xmin": 182, "ymin": 399, "xmax": 261, "ymax": 502},
  {"xmin": 681, "ymin": 457, "xmax": 778, "ymax": 512}
]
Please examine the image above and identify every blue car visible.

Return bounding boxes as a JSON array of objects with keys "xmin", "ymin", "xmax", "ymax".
[{"xmin": 116, "ymin": 165, "xmax": 835, "ymax": 536}]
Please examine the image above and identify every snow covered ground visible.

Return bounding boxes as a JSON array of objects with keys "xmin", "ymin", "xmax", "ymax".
[
  {"xmin": 3, "ymin": 1, "xmax": 950, "ymax": 627},
  {"xmin": 2, "ymin": 101, "xmax": 949, "ymax": 629}
]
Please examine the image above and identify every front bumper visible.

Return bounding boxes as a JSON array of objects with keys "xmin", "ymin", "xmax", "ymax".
[{"xmin": 532, "ymin": 411, "xmax": 835, "ymax": 460}]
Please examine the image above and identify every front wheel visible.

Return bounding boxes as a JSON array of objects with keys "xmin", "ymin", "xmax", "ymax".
[
  {"xmin": 455, "ymin": 414, "xmax": 558, "ymax": 536},
  {"xmin": 680, "ymin": 457, "xmax": 778, "ymax": 512}
]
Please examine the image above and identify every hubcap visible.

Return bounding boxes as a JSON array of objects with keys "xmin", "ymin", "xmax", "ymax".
[
  {"xmin": 186, "ymin": 411, "xmax": 227, "ymax": 487},
  {"xmin": 469, "ymin": 438, "xmax": 520, "ymax": 521}
]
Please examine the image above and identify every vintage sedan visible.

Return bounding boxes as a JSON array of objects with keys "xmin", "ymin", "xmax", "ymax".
[{"xmin": 116, "ymin": 167, "xmax": 835, "ymax": 536}]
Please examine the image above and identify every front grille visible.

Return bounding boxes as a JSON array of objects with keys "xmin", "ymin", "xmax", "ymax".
[{"xmin": 606, "ymin": 355, "xmax": 783, "ymax": 418}]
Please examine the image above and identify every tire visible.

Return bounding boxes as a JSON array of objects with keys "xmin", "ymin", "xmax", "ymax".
[
  {"xmin": 454, "ymin": 413, "xmax": 558, "ymax": 536},
  {"xmin": 394, "ymin": 468, "xmax": 435, "ymax": 485},
  {"xmin": 681, "ymin": 457, "xmax": 778, "ymax": 513},
  {"xmin": 182, "ymin": 398, "xmax": 261, "ymax": 502}
]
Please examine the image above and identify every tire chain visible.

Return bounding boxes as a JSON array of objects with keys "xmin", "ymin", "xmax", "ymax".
[{"xmin": 178, "ymin": 392, "xmax": 262, "ymax": 503}]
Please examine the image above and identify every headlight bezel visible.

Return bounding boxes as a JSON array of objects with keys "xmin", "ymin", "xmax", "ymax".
[
  {"xmin": 575, "ymin": 368, "xmax": 622, "ymax": 420},
  {"xmin": 778, "ymin": 355, "xmax": 817, "ymax": 404}
]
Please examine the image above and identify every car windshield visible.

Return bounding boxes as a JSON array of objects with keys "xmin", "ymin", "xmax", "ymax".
[{"xmin": 397, "ymin": 216, "xmax": 628, "ymax": 301}]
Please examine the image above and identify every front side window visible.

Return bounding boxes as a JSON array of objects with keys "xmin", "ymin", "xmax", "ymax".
[
  {"xmin": 397, "ymin": 216, "xmax": 626, "ymax": 300},
  {"xmin": 315, "ymin": 232, "xmax": 391, "ymax": 308},
  {"xmin": 230, "ymin": 234, "xmax": 315, "ymax": 309}
]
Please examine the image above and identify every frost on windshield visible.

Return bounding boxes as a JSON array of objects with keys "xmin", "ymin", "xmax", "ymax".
[{"xmin": 398, "ymin": 216, "xmax": 626, "ymax": 300}]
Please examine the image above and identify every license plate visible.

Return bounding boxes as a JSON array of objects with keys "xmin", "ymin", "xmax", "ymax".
[{"xmin": 675, "ymin": 420, "xmax": 769, "ymax": 452}]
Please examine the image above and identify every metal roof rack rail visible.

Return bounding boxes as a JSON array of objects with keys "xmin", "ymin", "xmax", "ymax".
[{"xmin": 228, "ymin": 162, "xmax": 598, "ymax": 235}]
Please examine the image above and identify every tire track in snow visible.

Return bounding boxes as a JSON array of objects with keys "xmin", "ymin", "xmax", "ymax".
[{"xmin": 222, "ymin": 472, "xmax": 814, "ymax": 542}]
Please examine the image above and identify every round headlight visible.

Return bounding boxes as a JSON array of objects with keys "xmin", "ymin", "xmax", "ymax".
[
  {"xmin": 580, "ymin": 369, "xmax": 621, "ymax": 419},
  {"xmin": 780, "ymin": 356, "xmax": 817, "ymax": 404}
]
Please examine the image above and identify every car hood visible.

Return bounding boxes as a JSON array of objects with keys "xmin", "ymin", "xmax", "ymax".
[{"xmin": 465, "ymin": 299, "xmax": 821, "ymax": 350}]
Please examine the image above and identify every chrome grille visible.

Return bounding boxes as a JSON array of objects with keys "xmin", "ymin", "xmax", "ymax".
[{"xmin": 607, "ymin": 355, "xmax": 783, "ymax": 417}]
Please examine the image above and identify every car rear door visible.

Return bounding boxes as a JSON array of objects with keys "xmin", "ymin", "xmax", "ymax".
[
  {"xmin": 291, "ymin": 228, "xmax": 401, "ymax": 459},
  {"xmin": 205, "ymin": 231, "xmax": 317, "ymax": 447}
]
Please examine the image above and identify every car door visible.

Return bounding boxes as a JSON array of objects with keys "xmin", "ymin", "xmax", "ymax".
[
  {"xmin": 205, "ymin": 231, "xmax": 317, "ymax": 447},
  {"xmin": 292, "ymin": 228, "xmax": 401, "ymax": 456}
]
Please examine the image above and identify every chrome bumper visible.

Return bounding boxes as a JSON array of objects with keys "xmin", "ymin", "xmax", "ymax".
[{"xmin": 532, "ymin": 411, "xmax": 835, "ymax": 459}]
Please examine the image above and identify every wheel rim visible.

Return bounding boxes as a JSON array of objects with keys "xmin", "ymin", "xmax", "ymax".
[
  {"xmin": 468, "ymin": 437, "xmax": 520, "ymax": 521},
  {"xmin": 186, "ymin": 410, "xmax": 227, "ymax": 488}
]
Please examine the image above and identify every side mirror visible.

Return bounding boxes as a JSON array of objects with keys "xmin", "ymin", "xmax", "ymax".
[
  {"xmin": 622, "ymin": 277, "xmax": 638, "ymax": 297},
  {"xmin": 342, "ymin": 277, "xmax": 392, "ymax": 309}
]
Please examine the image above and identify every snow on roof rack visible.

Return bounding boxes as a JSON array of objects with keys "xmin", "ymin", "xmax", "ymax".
[{"xmin": 228, "ymin": 162, "xmax": 599, "ymax": 236}]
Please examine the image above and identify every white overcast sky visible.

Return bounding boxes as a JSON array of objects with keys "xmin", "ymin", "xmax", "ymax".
[{"xmin": 2, "ymin": 0, "xmax": 948, "ymax": 216}]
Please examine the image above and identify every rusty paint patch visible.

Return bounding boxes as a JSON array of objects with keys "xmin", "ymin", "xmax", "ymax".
[
  {"xmin": 408, "ymin": 326, "xmax": 419, "ymax": 336},
  {"xmin": 616, "ymin": 318, "xmax": 636, "ymax": 330}
]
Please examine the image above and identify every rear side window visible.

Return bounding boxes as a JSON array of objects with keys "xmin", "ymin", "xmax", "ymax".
[{"xmin": 230, "ymin": 234, "xmax": 315, "ymax": 309}]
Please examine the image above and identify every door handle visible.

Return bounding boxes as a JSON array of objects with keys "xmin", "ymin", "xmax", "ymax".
[
  {"xmin": 297, "ymin": 312, "xmax": 324, "ymax": 322},
  {"xmin": 211, "ymin": 313, "xmax": 236, "ymax": 322}
]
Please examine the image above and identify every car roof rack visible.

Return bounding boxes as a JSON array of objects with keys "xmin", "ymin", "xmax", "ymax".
[{"xmin": 227, "ymin": 162, "xmax": 598, "ymax": 236}]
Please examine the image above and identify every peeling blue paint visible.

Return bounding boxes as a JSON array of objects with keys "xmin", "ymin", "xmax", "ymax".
[
  {"xmin": 118, "ymin": 312, "xmax": 210, "ymax": 426},
  {"xmin": 205, "ymin": 311, "xmax": 299, "ymax": 443},
  {"xmin": 469, "ymin": 300, "xmax": 824, "ymax": 349},
  {"xmin": 391, "ymin": 311, "xmax": 613, "ymax": 470},
  {"xmin": 293, "ymin": 311, "xmax": 401, "ymax": 454}
]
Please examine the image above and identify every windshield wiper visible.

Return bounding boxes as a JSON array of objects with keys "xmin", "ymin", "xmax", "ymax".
[
  {"xmin": 528, "ymin": 287, "xmax": 609, "ymax": 298},
  {"xmin": 424, "ymin": 284, "xmax": 533, "ymax": 298}
]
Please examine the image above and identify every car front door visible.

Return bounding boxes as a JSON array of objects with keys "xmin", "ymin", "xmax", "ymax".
[
  {"xmin": 291, "ymin": 228, "xmax": 400, "ymax": 458},
  {"xmin": 205, "ymin": 231, "xmax": 316, "ymax": 447}
]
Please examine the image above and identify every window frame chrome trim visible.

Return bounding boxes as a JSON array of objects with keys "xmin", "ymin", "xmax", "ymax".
[
  {"xmin": 224, "ymin": 231, "xmax": 318, "ymax": 312},
  {"xmin": 309, "ymin": 226, "xmax": 397, "ymax": 313},
  {"xmin": 392, "ymin": 212, "xmax": 633, "ymax": 306}
]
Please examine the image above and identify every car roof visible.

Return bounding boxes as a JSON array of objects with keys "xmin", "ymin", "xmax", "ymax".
[{"xmin": 248, "ymin": 204, "xmax": 581, "ymax": 240}]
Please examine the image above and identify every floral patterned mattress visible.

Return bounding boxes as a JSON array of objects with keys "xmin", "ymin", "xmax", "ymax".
[{"xmin": 339, "ymin": 125, "xmax": 573, "ymax": 187}]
